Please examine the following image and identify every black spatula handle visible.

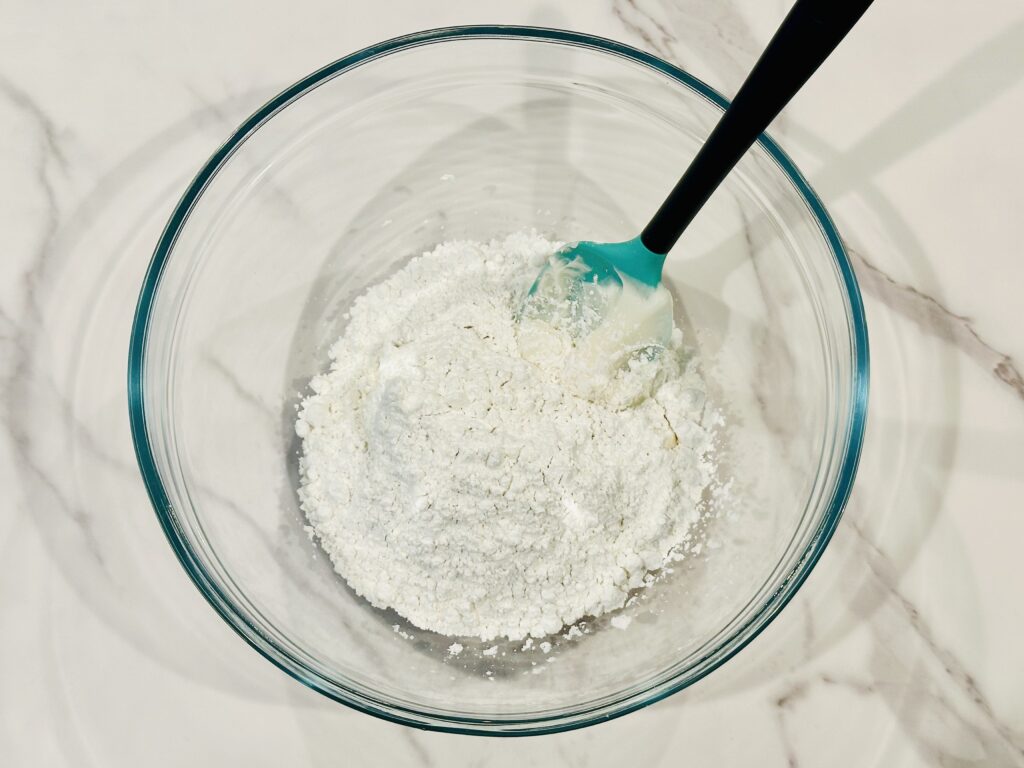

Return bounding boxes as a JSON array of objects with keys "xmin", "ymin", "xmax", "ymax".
[{"xmin": 640, "ymin": 0, "xmax": 875, "ymax": 256}]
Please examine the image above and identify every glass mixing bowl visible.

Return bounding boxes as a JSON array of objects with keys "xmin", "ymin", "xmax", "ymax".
[{"xmin": 128, "ymin": 26, "xmax": 868, "ymax": 734}]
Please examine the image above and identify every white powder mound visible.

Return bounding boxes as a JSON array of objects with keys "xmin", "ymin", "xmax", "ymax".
[{"xmin": 296, "ymin": 232, "xmax": 715, "ymax": 641}]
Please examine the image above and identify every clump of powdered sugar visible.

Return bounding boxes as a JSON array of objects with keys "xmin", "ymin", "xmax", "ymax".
[{"xmin": 296, "ymin": 232, "xmax": 716, "ymax": 641}]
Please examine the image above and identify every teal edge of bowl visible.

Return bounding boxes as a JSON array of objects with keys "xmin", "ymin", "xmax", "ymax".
[{"xmin": 127, "ymin": 24, "xmax": 870, "ymax": 736}]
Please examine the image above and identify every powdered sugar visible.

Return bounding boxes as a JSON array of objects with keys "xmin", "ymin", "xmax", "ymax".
[{"xmin": 296, "ymin": 232, "xmax": 716, "ymax": 641}]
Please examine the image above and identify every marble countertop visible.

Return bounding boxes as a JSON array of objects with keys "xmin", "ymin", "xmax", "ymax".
[{"xmin": 2, "ymin": 0, "xmax": 1023, "ymax": 764}]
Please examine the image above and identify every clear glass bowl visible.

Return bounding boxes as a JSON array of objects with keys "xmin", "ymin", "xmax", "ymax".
[{"xmin": 128, "ymin": 26, "xmax": 868, "ymax": 734}]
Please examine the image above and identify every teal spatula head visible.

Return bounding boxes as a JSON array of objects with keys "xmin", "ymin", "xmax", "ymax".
[
  {"xmin": 527, "ymin": 236, "xmax": 666, "ymax": 297},
  {"xmin": 519, "ymin": 237, "xmax": 677, "ymax": 405},
  {"xmin": 520, "ymin": 236, "xmax": 669, "ymax": 346}
]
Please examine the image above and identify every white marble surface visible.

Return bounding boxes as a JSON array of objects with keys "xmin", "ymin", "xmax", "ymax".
[{"xmin": 2, "ymin": 0, "xmax": 1023, "ymax": 764}]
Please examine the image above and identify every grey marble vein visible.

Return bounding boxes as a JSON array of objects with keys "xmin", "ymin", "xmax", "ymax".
[
  {"xmin": 849, "ymin": 246, "xmax": 1024, "ymax": 402},
  {"xmin": 612, "ymin": 0, "xmax": 766, "ymax": 92},
  {"xmin": 0, "ymin": 305, "xmax": 20, "ymax": 398},
  {"xmin": 399, "ymin": 729, "xmax": 434, "ymax": 767},
  {"xmin": 612, "ymin": 0, "xmax": 678, "ymax": 63},
  {"xmin": 0, "ymin": 74, "xmax": 69, "ymax": 317},
  {"xmin": 772, "ymin": 678, "xmax": 807, "ymax": 767},
  {"xmin": 0, "ymin": 74, "xmax": 70, "ymax": 171},
  {"xmin": 5, "ymin": 420, "xmax": 106, "ymax": 565},
  {"xmin": 5, "ymin": 331, "xmax": 140, "ymax": 568},
  {"xmin": 0, "ymin": 71, "xmax": 88, "ymax": 545},
  {"xmin": 849, "ymin": 520, "xmax": 1024, "ymax": 763},
  {"xmin": 819, "ymin": 673, "xmax": 876, "ymax": 697},
  {"xmin": 204, "ymin": 354, "xmax": 279, "ymax": 421}
]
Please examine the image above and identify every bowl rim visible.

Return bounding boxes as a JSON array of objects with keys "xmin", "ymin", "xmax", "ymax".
[{"xmin": 127, "ymin": 24, "xmax": 869, "ymax": 736}]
